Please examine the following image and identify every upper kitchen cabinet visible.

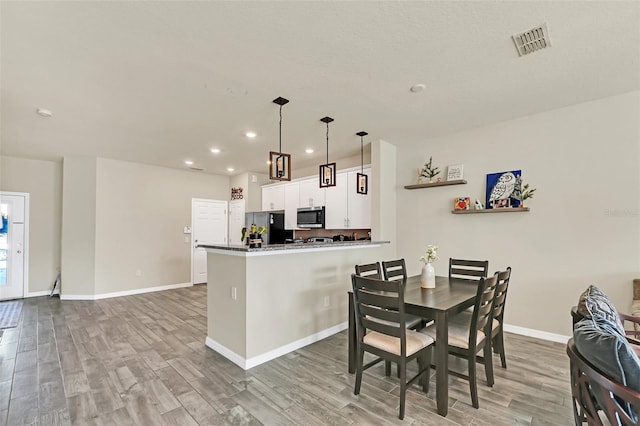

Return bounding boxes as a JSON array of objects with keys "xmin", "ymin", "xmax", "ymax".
[
  {"xmin": 325, "ymin": 168, "xmax": 371, "ymax": 229},
  {"xmin": 283, "ymin": 182, "xmax": 300, "ymax": 230},
  {"xmin": 261, "ymin": 184, "xmax": 285, "ymax": 211},
  {"xmin": 298, "ymin": 177, "xmax": 325, "ymax": 208}
]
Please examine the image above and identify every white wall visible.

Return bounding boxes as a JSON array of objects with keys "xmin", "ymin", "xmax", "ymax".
[
  {"xmin": 93, "ymin": 158, "xmax": 229, "ymax": 295},
  {"xmin": 396, "ymin": 91, "xmax": 640, "ymax": 336},
  {"xmin": 61, "ymin": 157, "xmax": 98, "ymax": 296},
  {"xmin": 0, "ymin": 156, "xmax": 62, "ymax": 294}
]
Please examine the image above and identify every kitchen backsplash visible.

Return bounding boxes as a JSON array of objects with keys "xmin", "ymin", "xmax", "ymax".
[{"xmin": 294, "ymin": 228, "xmax": 371, "ymax": 241}]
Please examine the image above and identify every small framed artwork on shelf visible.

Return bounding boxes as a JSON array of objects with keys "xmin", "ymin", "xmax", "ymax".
[
  {"xmin": 454, "ymin": 197, "xmax": 470, "ymax": 210},
  {"xmin": 447, "ymin": 164, "xmax": 464, "ymax": 181}
]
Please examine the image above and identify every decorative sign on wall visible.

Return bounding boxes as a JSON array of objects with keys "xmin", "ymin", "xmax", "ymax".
[
  {"xmin": 447, "ymin": 164, "xmax": 464, "ymax": 181},
  {"xmin": 231, "ymin": 187, "xmax": 244, "ymax": 200}
]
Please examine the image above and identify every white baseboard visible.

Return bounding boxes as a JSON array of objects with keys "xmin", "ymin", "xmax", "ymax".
[
  {"xmin": 26, "ymin": 290, "xmax": 53, "ymax": 298},
  {"xmin": 504, "ymin": 323, "xmax": 570, "ymax": 344},
  {"xmin": 60, "ymin": 282, "xmax": 193, "ymax": 301},
  {"xmin": 205, "ymin": 321, "xmax": 349, "ymax": 370}
]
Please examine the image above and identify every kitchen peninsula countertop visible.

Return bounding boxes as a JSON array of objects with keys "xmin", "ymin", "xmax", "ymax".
[{"xmin": 199, "ymin": 240, "xmax": 389, "ymax": 254}]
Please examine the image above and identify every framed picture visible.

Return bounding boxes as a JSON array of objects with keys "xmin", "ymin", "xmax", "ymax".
[
  {"xmin": 447, "ymin": 164, "xmax": 464, "ymax": 181},
  {"xmin": 486, "ymin": 170, "xmax": 522, "ymax": 209},
  {"xmin": 454, "ymin": 197, "xmax": 470, "ymax": 210}
]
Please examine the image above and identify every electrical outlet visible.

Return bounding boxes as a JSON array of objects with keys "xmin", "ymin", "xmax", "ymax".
[
  {"xmin": 231, "ymin": 287, "xmax": 237, "ymax": 300},
  {"xmin": 135, "ymin": 269, "xmax": 142, "ymax": 276},
  {"xmin": 184, "ymin": 236, "xmax": 189, "ymax": 243},
  {"xmin": 324, "ymin": 296, "xmax": 330, "ymax": 307}
]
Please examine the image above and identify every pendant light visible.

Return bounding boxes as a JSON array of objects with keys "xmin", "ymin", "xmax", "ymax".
[
  {"xmin": 319, "ymin": 116, "xmax": 336, "ymax": 188},
  {"xmin": 356, "ymin": 131, "xmax": 368, "ymax": 194},
  {"xmin": 269, "ymin": 97, "xmax": 291, "ymax": 181}
]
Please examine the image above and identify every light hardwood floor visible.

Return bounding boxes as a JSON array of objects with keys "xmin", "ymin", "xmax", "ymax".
[{"xmin": 0, "ymin": 285, "xmax": 574, "ymax": 425}]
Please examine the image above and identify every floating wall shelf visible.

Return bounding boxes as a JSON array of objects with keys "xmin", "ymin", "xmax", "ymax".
[
  {"xmin": 404, "ymin": 179, "xmax": 467, "ymax": 190},
  {"xmin": 451, "ymin": 207, "xmax": 530, "ymax": 214}
]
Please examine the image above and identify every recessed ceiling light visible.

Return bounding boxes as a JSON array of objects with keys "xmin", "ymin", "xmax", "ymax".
[
  {"xmin": 245, "ymin": 131, "xmax": 257, "ymax": 138},
  {"xmin": 227, "ymin": 167, "xmax": 235, "ymax": 172},
  {"xmin": 184, "ymin": 160, "xmax": 194, "ymax": 166},
  {"xmin": 210, "ymin": 148, "xmax": 221, "ymax": 154},
  {"xmin": 305, "ymin": 148, "xmax": 314, "ymax": 154},
  {"xmin": 36, "ymin": 108, "xmax": 53, "ymax": 117},
  {"xmin": 410, "ymin": 84, "xmax": 426, "ymax": 93}
]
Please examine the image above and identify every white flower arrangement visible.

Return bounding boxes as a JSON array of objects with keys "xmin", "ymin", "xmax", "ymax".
[{"xmin": 420, "ymin": 245, "xmax": 439, "ymax": 264}]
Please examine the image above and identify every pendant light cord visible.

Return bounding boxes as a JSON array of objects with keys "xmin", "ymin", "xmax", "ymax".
[
  {"xmin": 326, "ymin": 122, "xmax": 329, "ymax": 164},
  {"xmin": 279, "ymin": 105, "xmax": 283, "ymax": 153},
  {"xmin": 360, "ymin": 135, "xmax": 364, "ymax": 173}
]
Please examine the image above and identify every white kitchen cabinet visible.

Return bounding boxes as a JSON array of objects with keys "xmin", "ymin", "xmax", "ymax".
[
  {"xmin": 298, "ymin": 177, "xmax": 325, "ymax": 208},
  {"xmin": 325, "ymin": 168, "xmax": 371, "ymax": 229},
  {"xmin": 324, "ymin": 173, "xmax": 348, "ymax": 229},
  {"xmin": 261, "ymin": 184, "xmax": 285, "ymax": 211},
  {"xmin": 283, "ymin": 182, "xmax": 300, "ymax": 230}
]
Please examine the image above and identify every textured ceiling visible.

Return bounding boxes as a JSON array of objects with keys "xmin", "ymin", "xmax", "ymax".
[{"xmin": 1, "ymin": 1, "xmax": 639, "ymax": 176}]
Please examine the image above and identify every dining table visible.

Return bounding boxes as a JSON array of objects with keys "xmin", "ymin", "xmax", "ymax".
[{"xmin": 347, "ymin": 274, "xmax": 479, "ymax": 417}]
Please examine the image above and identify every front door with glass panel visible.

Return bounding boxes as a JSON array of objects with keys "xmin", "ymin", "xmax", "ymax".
[{"xmin": 0, "ymin": 193, "xmax": 28, "ymax": 300}]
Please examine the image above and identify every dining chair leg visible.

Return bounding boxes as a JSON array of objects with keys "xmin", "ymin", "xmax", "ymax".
[
  {"xmin": 483, "ymin": 341, "xmax": 494, "ymax": 387},
  {"xmin": 399, "ymin": 360, "xmax": 407, "ymax": 420},
  {"xmin": 421, "ymin": 348, "xmax": 431, "ymax": 393},
  {"xmin": 385, "ymin": 360, "xmax": 391, "ymax": 376},
  {"xmin": 354, "ymin": 348, "xmax": 364, "ymax": 395},
  {"xmin": 497, "ymin": 330, "xmax": 507, "ymax": 368},
  {"xmin": 469, "ymin": 356, "xmax": 479, "ymax": 409}
]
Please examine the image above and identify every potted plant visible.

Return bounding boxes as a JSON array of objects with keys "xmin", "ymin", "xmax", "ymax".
[
  {"xmin": 420, "ymin": 157, "xmax": 440, "ymax": 183},
  {"xmin": 513, "ymin": 179, "xmax": 536, "ymax": 208},
  {"xmin": 241, "ymin": 224, "xmax": 267, "ymax": 247}
]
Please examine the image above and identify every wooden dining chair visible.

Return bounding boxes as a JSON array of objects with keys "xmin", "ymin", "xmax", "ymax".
[
  {"xmin": 449, "ymin": 258, "xmax": 489, "ymax": 282},
  {"xmin": 351, "ymin": 274, "xmax": 433, "ymax": 420},
  {"xmin": 490, "ymin": 267, "xmax": 512, "ymax": 368},
  {"xmin": 355, "ymin": 261, "xmax": 423, "ymax": 377},
  {"xmin": 446, "ymin": 268, "xmax": 513, "ymax": 370},
  {"xmin": 420, "ymin": 274, "xmax": 499, "ymax": 409}
]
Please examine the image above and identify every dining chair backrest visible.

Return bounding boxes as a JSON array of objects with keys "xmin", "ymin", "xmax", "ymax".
[
  {"xmin": 449, "ymin": 258, "xmax": 489, "ymax": 282},
  {"xmin": 492, "ymin": 267, "xmax": 512, "ymax": 322},
  {"xmin": 469, "ymin": 274, "xmax": 499, "ymax": 349},
  {"xmin": 381, "ymin": 259, "xmax": 407, "ymax": 281},
  {"xmin": 351, "ymin": 274, "xmax": 407, "ymax": 349},
  {"xmin": 491, "ymin": 267, "xmax": 512, "ymax": 369},
  {"xmin": 355, "ymin": 262, "xmax": 382, "ymax": 279}
]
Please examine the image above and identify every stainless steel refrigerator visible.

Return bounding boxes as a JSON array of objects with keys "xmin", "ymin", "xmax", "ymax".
[{"xmin": 245, "ymin": 211, "xmax": 292, "ymax": 245}]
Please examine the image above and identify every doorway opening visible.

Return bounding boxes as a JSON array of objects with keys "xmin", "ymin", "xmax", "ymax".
[{"xmin": 0, "ymin": 192, "xmax": 29, "ymax": 300}]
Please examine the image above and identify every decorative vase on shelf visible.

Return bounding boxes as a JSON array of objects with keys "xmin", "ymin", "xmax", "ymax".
[{"xmin": 421, "ymin": 262, "xmax": 436, "ymax": 289}]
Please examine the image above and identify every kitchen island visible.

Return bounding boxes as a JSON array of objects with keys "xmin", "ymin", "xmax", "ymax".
[{"xmin": 200, "ymin": 240, "xmax": 390, "ymax": 369}]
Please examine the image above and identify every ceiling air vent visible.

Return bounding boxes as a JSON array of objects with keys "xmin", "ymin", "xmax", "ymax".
[
  {"xmin": 512, "ymin": 23, "xmax": 551, "ymax": 56},
  {"xmin": 189, "ymin": 167, "xmax": 204, "ymax": 171}
]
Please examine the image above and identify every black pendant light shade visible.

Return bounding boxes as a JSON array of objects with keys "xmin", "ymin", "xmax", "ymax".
[
  {"xmin": 356, "ymin": 131, "xmax": 368, "ymax": 194},
  {"xmin": 269, "ymin": 97, "xmax": 292, "ymax": 181},
  {"xmin": 319, "ymin": 116, "xmax": 336, "ymax": 188}
]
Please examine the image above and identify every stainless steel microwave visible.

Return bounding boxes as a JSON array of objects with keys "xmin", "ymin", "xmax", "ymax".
[{"xmin": 297, "ymin": 206, "xmax": 325, "ymax": 228}]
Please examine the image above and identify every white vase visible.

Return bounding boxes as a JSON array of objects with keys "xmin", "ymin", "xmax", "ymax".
[{"xmin": 421, "ymin": 262, "xmax": 436, "ymax": 289}]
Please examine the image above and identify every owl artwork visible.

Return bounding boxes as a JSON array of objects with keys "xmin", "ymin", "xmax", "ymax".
[{"xmin": 486, "ymin": 170, "xmax": 521, "ymax": 208}]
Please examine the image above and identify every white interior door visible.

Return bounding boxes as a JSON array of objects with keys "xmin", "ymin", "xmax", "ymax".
[
  {"xmin": 228, "ymin": 200, "xmax": 245, "ymax": 245},
  {"xmin": 0, "ymin": 193, "xmax": 28, "ymax": 300},
  {"xmin": 192, "ymin": 199, "xmax": 227, "ymax": 284}
]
